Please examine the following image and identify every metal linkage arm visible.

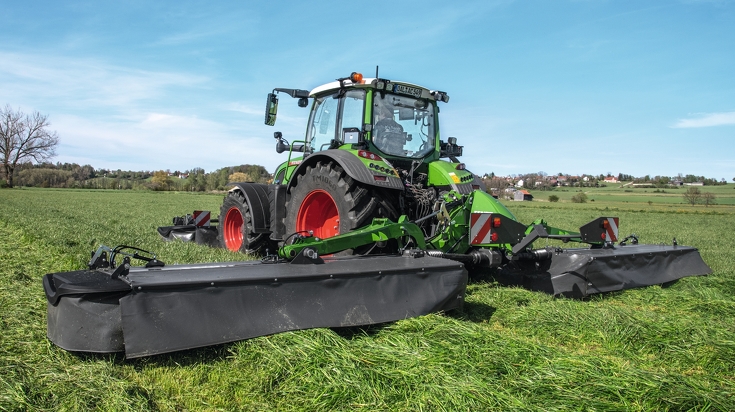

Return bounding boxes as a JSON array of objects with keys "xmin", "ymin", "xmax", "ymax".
[{"xmin": 278, "ymin": 216, "xmax": 426, "ymax": 261}]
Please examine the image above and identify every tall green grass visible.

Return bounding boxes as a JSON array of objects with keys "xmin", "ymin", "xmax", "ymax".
[{"xmin": 1, "ymin": 188, "xmax": 734, "ymax": 410}]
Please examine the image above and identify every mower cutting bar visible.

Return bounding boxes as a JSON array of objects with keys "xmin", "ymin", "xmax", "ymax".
[
  {"xmin": 45, "ymin": 253, "xmax": 467, "ymax": 358},
  {"xmin": 503, "ymin": 244, "xmax": 711, "ymax": 298}
]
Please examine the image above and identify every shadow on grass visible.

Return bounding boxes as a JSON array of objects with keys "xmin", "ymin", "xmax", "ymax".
[
  {"xmin": 70, "ymin": 342, "xmax": 235, "ymax": 368},
  {"xmin": 453, "ymin": 301, "xmax": 497, "ymax": 323},
  {"xmin": 331, "ymin": 322, "xmax": 392, "ymax": 340}
]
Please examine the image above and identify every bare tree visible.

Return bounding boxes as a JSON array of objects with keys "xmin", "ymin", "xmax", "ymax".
[
  {"xmin": 682, "ymin": 186, "xmax": 702, "ymax": 205},
  {"xmin": 0, "ymin": 105, "xmax": 59, "ymax": 188},
  {"xmin": 703, "ymin": 192, "xmax": 716, "ymax": 207}
]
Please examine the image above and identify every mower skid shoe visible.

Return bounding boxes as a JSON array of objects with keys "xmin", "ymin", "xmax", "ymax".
[
  {"xmin": 44, "ymin": 254, "xmax": 467, "ymax": 358},
  {"xmin": 504, "ymin": 244, "xmax": 711, "ymax": 298}
]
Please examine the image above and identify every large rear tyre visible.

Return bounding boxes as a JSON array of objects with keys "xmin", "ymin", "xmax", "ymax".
[
  {"xmin": 285, "ymin": 160, "xmax": 398, "ymax": 254},
  {"xmin": 218, "ymin": 191, "xmax": 270, "ymax": 254}
]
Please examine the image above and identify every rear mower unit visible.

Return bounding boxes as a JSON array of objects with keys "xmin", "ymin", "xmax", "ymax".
[{"xmin": 44, "ymin": 71, "xmax": 711, "ymax": 357}]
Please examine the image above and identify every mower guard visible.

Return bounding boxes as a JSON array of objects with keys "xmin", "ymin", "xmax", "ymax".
[
  {"xmin": 44, "ymin": 253, "xmax": 466, "ymax": 358},
  {"xmin": 156, "ymin": 225, "xmax": 219, "ymax": 247},
  {"xmin": 500, "ymin": 244, "xmax": 711, "ymax": 298}
]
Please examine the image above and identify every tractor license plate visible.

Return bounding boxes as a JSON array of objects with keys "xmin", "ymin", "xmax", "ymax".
[{"xmin": 393, "ymin": 84, "xmax": 422, "ymax": 98}]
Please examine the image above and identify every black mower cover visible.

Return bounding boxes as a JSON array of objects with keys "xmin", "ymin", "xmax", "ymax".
[
  {"xmin": 498, "ymin": 244, "xmax": 712, "ymax": 298},
  {"xmin": 44, "ymin": 253, "xmax": 467, "ymax": 358}
]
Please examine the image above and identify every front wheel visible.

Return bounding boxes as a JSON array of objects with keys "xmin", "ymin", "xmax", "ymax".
[
  {"xmin": 284, "ymin": 160, "xmax": 398, "ymax": 253},
  {"xmin": 218, "ymin": 191, "xmax": 270, "ymax": 254}
]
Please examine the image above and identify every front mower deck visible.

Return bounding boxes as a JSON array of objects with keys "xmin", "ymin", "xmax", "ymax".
[{"xmin": 45, "ymin": 252, "xmax": 467, "ymax": 358}]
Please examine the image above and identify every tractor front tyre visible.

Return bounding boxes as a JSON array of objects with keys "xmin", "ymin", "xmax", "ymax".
[
  {"xmin": 285, "ymin": 160, "xmax": 397, "ymax": 252},
  {"xmin": 218, "ymin": 191, "xmax": 269, "ymax": 254}
]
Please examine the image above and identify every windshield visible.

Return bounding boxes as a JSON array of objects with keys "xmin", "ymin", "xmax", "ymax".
[
  {"xmin": 372, "ymin": 92, "xmax": 435, "ymax": 158},
  {"xmin": 306, "ymin": 90, "xmax": 365, "ymax": 153}
]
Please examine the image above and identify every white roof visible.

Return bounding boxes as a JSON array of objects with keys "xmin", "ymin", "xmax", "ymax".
[{"xmin": 309, "ymin": 77, "xmax": 440, "ymax": 101}]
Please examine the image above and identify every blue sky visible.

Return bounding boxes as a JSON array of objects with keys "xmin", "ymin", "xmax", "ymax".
[{"xmin": 1, "ymin": 0, "xmax": 733, "ymax": 179}]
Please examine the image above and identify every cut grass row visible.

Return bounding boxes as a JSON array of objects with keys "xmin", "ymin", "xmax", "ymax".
[{"xmin": 1, "ymin": 188, "xmax": 734, "ymax": 410}]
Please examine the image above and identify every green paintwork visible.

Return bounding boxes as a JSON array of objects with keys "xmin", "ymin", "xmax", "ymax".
[
  {"xmin": 279, "ymin": 216, "xmax": 426, "ymax": 259},
  {"xmin": 470, "ymin": 190, "xmax": 517, "ymax": 221},
  {"xmin": 426, "ymin": 191, "xmax": 472, "ymax": 253},
  {"xmin": 427, "ymin": 160, "xmax": 474, "ymax": 187},
  {"xmin": 426, "ymin": 190, "xmax": 518, "ymax": 254},
  {"xmin": 528, "ymin": 219, "xmax": 579, "ymax": 237}
]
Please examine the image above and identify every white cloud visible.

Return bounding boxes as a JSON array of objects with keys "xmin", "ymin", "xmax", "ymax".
[
  {"xmin": 672, "ymin": 111, "xmax": 735, "ymax": 128},
  {"xmin": 0, "ymin": 51, "xmax": 208, "ymax": 110},
  {"xmin": 51, "ymin": 113, "xmax": 286, "ymax": 173},
  {"xmin": 226, "ymin": 103, "xmax": 264, "ymax": 116}
]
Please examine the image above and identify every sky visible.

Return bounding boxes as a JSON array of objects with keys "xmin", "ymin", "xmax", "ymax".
[{"xmin": 1, "ymin": 0, "xmax": 733, "ymax": 180}]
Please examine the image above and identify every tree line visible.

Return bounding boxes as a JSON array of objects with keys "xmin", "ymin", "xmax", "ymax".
[{"xmin": 3, "ymin": 162, "xmax": 271, "ymax": 191}]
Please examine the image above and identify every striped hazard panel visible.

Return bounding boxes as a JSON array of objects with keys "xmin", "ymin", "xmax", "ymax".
[
  {"xmin": 603, "ymin": 217, "xmax": 619, "ymax": 242},
  {"xmin": 193, "ymin": 210, "xmax": 211, "ymax": 227},
  {"xmin": 470, "ymin": 213, "xmax": 498, "ymax": 245}
]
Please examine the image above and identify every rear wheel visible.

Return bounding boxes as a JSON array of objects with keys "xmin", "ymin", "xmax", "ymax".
[
  {"xmin": 218, "ymin": 191, "xmax": 269, "ymax": 254},
  {"xmin": 285, "ymin": 160, "xmax": 398, "ymax": 253}
]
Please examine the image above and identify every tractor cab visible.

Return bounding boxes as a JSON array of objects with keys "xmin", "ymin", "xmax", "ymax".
[{"xmin": 266, "ymin": 72, "xmax": 452, "ymax": 162}]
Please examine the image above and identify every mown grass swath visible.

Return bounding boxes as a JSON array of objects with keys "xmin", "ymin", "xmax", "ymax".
[{"xmin": 1, "ymin": 188, "xmax": 734, "ymax": 410}]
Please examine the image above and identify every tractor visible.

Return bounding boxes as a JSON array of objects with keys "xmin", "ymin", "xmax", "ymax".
[
  {"xmin": 219, "ymin": 71, "xmax": 512, "ymax": 263},
  {"xmin": 43, "ymin": 71, "xmax": 711, "ymax": 358}
]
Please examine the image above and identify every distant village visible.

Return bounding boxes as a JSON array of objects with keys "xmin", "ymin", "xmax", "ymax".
[{"xmin": 480, "ymin": 172, "xmax": 727, "ymax": 201}]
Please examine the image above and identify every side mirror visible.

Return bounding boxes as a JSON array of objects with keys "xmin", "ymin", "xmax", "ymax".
[
  {"xmin": 265, "ymin": 93, "xmax": 279, "ymax": 126},
  {"xmin": 276, "ymin": 140, "xmax": 288, "ymax": 153},
  {"xmin": 274, "ymin": 131, "xmax": 287, "ymax": 153}
]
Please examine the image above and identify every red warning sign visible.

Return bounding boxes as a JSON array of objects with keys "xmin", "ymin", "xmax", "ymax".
[
  {"xmin": 604, "ymin": 217, "xmax": 619, "ymax": 242},
  {"xmin": 193, "ymin": 210, "xmax": 210, "ymax": 227},
  {"xmin": 470, "ymin": 213, "xmax": 493, "ymax": 245}
]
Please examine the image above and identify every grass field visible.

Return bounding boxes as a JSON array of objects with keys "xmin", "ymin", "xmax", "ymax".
[
  {"xmin": 528, "ymin": 183, "xmax": 735, "ymax": 206},
  {"xmin": 1, "ymin": 188, "xmax": 734, "ymax": 411}
]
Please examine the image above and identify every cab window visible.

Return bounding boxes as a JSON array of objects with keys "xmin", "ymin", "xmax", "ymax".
[
  {"xmin": 373, "ymin": 92, "xmax": 435, "ymax": 158},
  {"xmin": 306, "ymin": 90, "xmax": 366, "ymax": 152}
]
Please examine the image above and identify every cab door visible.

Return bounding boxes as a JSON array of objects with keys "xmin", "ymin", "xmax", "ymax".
[{"xmin": 305, "ymin": 90, "xmax": 365, "ymax": 152}]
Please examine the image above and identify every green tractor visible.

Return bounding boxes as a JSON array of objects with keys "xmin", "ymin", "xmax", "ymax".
[
  {"xmin": 217, "ymin": 70, "xmax": 711, "ymax": 294},
  {"xmin": 219, "ymin": 71, "xmax": 516, "ymax": 262}
]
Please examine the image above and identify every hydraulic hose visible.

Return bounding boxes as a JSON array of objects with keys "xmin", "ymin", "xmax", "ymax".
[
  {"xmin": 426, "ymin": 249, "xmax": 503, "ymax": 268},
  {"xmin": 514, "ymin": 247, "xmax": 555, "ymax": 261}
]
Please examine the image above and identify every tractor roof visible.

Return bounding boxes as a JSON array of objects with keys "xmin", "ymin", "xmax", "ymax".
[{"xmin": 309, "ymin": 75, "xmax": 449, "ymax": 103}]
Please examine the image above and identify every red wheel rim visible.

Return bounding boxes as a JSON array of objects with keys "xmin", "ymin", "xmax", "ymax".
[
  {"xmin": 223, "ymin": 206, "xmax": 244, "ymax": 251},
  {"xmin": 297, "ymin": 189, "xmax": 340, "ymax": 239}
]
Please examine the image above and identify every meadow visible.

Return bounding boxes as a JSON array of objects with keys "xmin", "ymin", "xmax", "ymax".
[
  {"xmin": 529, "ymin": 183, "xmax": 735, "ymax": 206},
  {"xmin": 1, "ymin": 188, "xmax": 734, "ymax": 411}
]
